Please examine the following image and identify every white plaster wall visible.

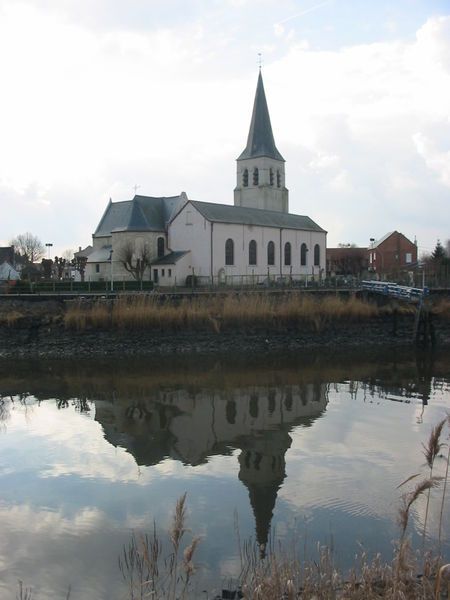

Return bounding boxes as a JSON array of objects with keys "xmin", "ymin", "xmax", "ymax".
[
  {"xmin": 168, "ymin": 204, "xmax": 212, "ymax": 277},
  {"xmin": 212, "ymin": 223, "xmax": 326, "ymax": 278},
  {"xmin": 152, "ymin": 252, "xmax": 191, "ymax": 287},
  {"xmin": 234, "ymin": 156, "xmax": 288, "ymax": 213},
  {"xmin": 87, "ymin": 231, "xmax": 168, "ymax": 282},
  {"xmin": 169, "ymin": 202, "xmax": 326, "ymax": 282}
]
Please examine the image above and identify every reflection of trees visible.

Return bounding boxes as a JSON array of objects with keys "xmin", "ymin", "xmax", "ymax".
[{"xmin": 0, "ymin": 393, "xmax": 37, "ymax": 428}]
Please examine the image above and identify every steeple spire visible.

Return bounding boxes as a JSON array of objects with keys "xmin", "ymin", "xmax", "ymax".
[
  {"xmin": 238, "ymin": 71, "xmax": 284, "ymax": 162},
  {"xmin": 234, "ymin": 70, "xmax": 288, "ymax": 212}
]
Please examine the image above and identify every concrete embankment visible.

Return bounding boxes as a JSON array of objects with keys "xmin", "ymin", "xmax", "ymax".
[{"xmin": 0, "ymin": 295, "xmax": 449, "ymax": 358}]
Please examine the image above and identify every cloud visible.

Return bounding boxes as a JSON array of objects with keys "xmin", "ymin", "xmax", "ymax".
[{"xmin": 0, "ymin": 3, "xmax": 449, "ymax": 253}]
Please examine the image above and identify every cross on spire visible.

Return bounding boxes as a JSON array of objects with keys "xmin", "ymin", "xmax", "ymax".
[{"xmin": 257, "ymin": 52, "xmax": 263, "ymax": 70}]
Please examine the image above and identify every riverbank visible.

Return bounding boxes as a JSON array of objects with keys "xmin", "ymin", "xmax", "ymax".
[{"xmin": 0, "ymin": 294, "xmax": 449, "ymax": 358}]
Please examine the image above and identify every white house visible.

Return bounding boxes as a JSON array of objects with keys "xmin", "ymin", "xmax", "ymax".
[
  {"xmin": 0, "ymin": 261, "xmax": 20, "ymax": 281},
  {"xmin": 86, "ymin": 71, "xmax": 327, "ymax": 286}
]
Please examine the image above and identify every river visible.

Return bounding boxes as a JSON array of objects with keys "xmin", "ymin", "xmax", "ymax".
[{"xmin": 0, "ymin": 348, "xmax": 449, "ymax": 599}]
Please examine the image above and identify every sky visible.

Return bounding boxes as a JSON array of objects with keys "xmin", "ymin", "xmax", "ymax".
[{"xmin": 0, "ymin": 0, "xmax": 449, "ymax": 257}]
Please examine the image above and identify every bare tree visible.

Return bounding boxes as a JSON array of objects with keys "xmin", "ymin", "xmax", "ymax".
[
  {"xmin": 62, "ymin": 248, "xmax": 74, "ymax": 262},
  {"xmin": 117, "ymin": 240, "xmax": 153, "ymax": 281},
  {"xmin": 10, "ymin": 232, "xmax": 45, "ymax": 263},
  {"xmin": 71, "ymin": 255, "xmax": 88, "ymax": 282},
  {"xmin": 54, "ymin": 256, "xmax": 66, "ymax": 279}
]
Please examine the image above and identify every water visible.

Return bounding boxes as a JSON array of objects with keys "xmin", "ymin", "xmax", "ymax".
[{"xmin": 0, "ymin": 349, "xmax": 449, "ymax": 599}]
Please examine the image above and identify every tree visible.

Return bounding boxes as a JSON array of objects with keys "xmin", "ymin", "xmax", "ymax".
[
  {"xmin": 431, "ymin": 240, "xmax": 447, "ymax": 263},
  {"xmin": 71, "ymin": 255, "xmax": 88, "ymax": 282},
  {"xmin": 117, "ymin": 240, "xmax": 152, "ymax": 281},
  {"xmin": 41, "ymin": 258, "xmax": 53, "ymax": 279},
  {"xmin": 54, "ymin": 256, "xmax": 66, "ymax": 279},
  {"xmin": 10, "ymin": 232, "xmax": 45, "ymax": 263}
]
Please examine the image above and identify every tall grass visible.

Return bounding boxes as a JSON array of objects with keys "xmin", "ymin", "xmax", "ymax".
[
  {"xmin": 64, "ymin": 294, "xmax": 382, "ymax": 333},
  {"xmin": 120, "ymin": 418, "xmax": 450, "ymax": 599}
]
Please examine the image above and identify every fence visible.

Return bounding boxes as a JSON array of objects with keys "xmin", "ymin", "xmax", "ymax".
[{"xmin": 1, "ymin": 279, "xmax": 154, "ymax": 294}]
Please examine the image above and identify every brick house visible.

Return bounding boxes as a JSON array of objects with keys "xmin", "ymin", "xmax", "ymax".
[
  {"xmin": 368, "ymin": 231, "xmax": 417, "ymax": 278},
  {"xmin": 326, "ymin": 246, "xmax": 368, "ymax": 277}
]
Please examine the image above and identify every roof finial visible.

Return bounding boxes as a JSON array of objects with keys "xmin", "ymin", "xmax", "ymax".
[{"xmin": 257, "ymin": 52, "xmax": 262, "ymax": 71}]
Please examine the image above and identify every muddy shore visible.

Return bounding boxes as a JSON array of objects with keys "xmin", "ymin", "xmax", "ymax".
[{"xmin": 1, "ymin": 297, "xmax": 449, "ymax": 358}]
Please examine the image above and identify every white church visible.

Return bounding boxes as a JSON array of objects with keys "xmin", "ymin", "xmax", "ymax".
[{"xmin": 86, "ymin": 72, "xmax": 327, "ymax": 286}]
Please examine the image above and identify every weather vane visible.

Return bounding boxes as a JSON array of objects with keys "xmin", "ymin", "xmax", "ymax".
[{"xmin": 258, "ymin": 52, "xmax": 263, "ymax": 70}]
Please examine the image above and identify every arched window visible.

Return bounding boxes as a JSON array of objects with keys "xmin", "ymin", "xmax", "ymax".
[
  {"xmin": 253, "ymin": 167, "xmax": 259, "ymax": 186},
  {"xmin": 267, "ymin": 241, "xmax": 275, "ymax": 265},
  {"xmin": 243, "ymin": 168, "xmax": 248, "ymax": 187},
  {"xmin": 284, "ymin": 242, "xmax": 291, "ymax": 266},
  {"xmin": 277, "ymin": 170, "xmax": 281, "ymax": 188},
  {"xmin": 225, "ymin": 238, "xmax": 234, "ymax": 265},
  {"xmin": 249, "ymin": 240, "xmax": 257, "ymax": 265},
  {"xmin": 314, "ymin": 244, "xmax": 320, "ymax": 266},
  {"xmin": 157, "ymin": 237, "xmax": 165, "ymax": 258},
  {"xmin": 269, "ymin": 168, "xmax": 274, "ymax": 186},
  {"xmin": 301, "ymin": 243, "xmax": 307, "ymax": 266}
]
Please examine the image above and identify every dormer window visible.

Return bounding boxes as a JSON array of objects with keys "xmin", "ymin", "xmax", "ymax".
[
  {"xmin": 243, "ymin": 168, "xmax": 248, "ymax": 187},
  {"xmin": 253, "ymin": 167, "xmax": 259, "ymax": 186},
  {"xmin": 277, "ymin": 170, "xmax": 281, "ymax": 188}
]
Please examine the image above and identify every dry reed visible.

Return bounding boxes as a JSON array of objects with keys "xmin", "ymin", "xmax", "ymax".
[{"xmin": 64, "ymin": 294, "xmax": 381, "ymax": 333}]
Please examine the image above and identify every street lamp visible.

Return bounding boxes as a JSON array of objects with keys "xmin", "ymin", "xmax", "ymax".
[
  {"xmin": 45, "ymin": 243, "xmax": 53, "ymax": 260},
  {"xmin": 109, "ymin": 249, "xmax": 114, "ymax": 292}
]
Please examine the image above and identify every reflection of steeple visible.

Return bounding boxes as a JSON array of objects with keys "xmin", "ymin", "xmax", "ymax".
[
  {"xmin": 238, "ymin": 430, "xmax": 291, "ymax": 558},
  {"xmin": 93, "ymin": 380, "xmax": 329, "ymax": 559}
]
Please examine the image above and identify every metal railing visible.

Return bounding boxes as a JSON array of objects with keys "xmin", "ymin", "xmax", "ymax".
[{"xmin": 361, "ymin": 280, "xmax": 429, "ymax": 301}]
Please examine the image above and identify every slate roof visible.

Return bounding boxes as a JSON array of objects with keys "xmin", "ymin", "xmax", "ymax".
[
  {"xmin": 189, "ymin": 201, "xmax": 326, "ymax": 232},
  {"xmin": 94, "ymin": 194, "xmax": 187, "ymax": 237},
  {"xmin": 238, "ymin": 72, "xmax": 284, "ymax": 162},
  {"xmin": 0, "ymin": 246, "xmax": 14, "ymax": 265},
  {"xmin": 152, "ymin": 251, "xmax": 190, "ymax": 265},
  {"xmin": 86, "ymin": 245, "xmax": 112, "ymax": 263},
  {"xmin": 370, "ymin": 232, "xmax": 394, "ymax": 248}
]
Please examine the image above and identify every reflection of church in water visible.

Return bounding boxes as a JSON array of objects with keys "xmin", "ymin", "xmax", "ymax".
[{"xmin": 94, "ymin": 380, "xmax": 328, "ymax": 557}]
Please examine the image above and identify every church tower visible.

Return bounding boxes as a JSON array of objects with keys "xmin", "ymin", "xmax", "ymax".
[{"xmin": 234, "ymin": 71, "xmax": 289, "ymax": 213}]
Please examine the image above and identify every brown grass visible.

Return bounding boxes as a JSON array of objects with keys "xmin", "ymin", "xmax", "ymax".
[
  {"xmin": 432, "ymin": 298, "xmax": 450, "ymax": 319},
  {"xmin": 64, "ymin": 294, "xmax": 382, "ymax": 333},
  {"xmin": 0, "ymin": 310, "xmax": 25, "ymax": 326},
  {"xmin": 119, "ymin": 417, "xmax": 450, "ymax": 599}
]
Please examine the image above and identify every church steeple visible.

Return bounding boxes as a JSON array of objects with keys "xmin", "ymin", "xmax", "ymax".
[
  {"xmin": 238, "ymin": 71, "xmax": 284, "ymax": 162},
  {"xmin": 234, "ymin": 71, "xmax": 289, "ymax": 213}
]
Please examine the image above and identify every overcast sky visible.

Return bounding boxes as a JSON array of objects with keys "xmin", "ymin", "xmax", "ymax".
[{"xmin": 1, "ymin": 0, "xmax": 449, "ymax": 256}]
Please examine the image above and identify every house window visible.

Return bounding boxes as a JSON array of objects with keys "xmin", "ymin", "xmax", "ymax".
[
  {"xmin": 168, "ymin": 269, "xmax": 172, "ymax": 277},
  {"xmin": 95, "ymin": 264, "xmax": 100, "ymax": 273},
  {"xmin": 249, "ymin": 240, "xmax": 257, "ymax": 265},
  {"xmin": 301, "ymin": 243, "xmax": 308, "ymax": 266},
  {"xmin": 253, "ymin": 167, "xmax": 259, "ymax": 186},
  {"xmin": 186, "ymin": 211, "xmax": 192, "ymax": 225},
  {"xmin": 277, "ymin": 170, "xmax": 281, "ymax": 188},
  {"xmin": 267, "ymin": 241, "xmax": 275, "ymax": 265},
  {"xmin": 243, "ymin": 168, "xmax": 248, "ymax": 187},
  {"xmin": 406, "ymin": 252, "xmax": 412, "ymax": 264},
  {"xmin": 284, "ymin": 242, "xmax": 291, "ymax": 266},
  {"xmin": 314, "ymin": 244, "xmax": 320, "ymax": 266},
  {"xmin": 225, "ymin": 238, "xmax": 234, "ymax": 265},
  {"xmin": 269, "ymin": 168, "xmax": 274, "ymax": 186},
  {"xmin": 157, "ymin": 237, "xmax": 165, "ymax": 258}
]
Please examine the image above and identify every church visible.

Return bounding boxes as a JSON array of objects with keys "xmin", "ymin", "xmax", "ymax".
[{"xmin": 86, "ymin": 72, "xmax": 327, "ymax": 286}]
